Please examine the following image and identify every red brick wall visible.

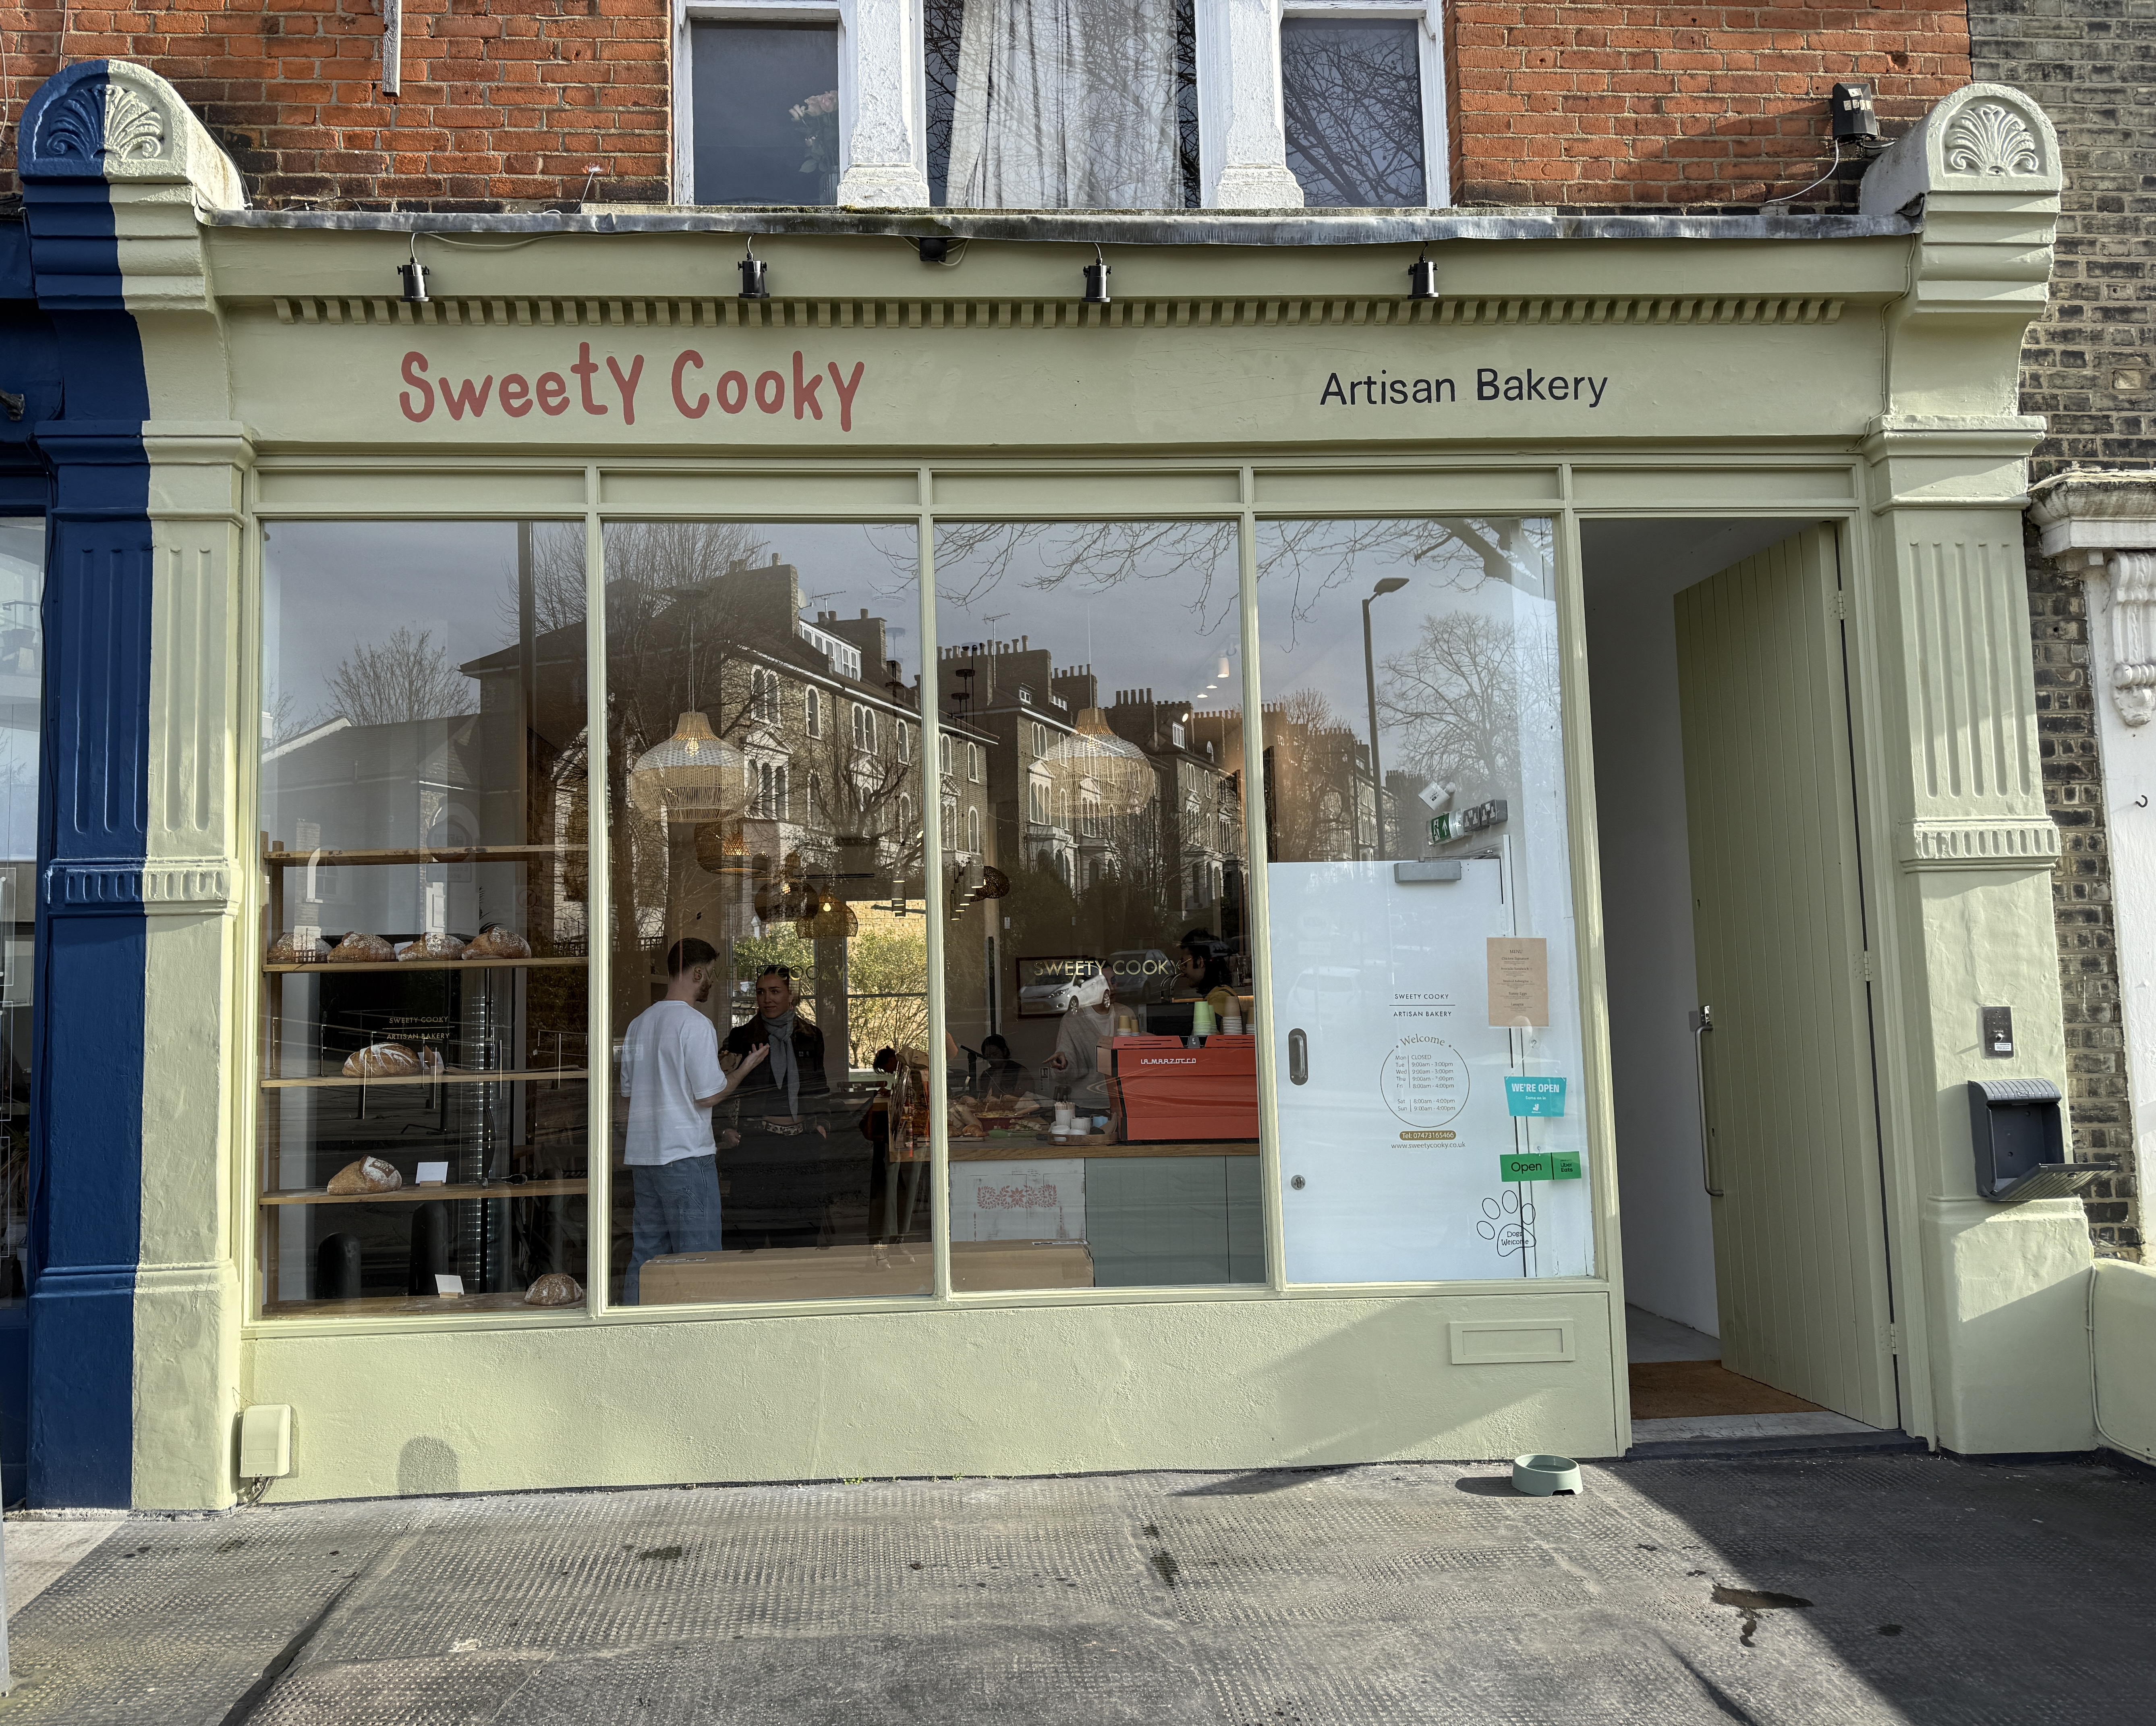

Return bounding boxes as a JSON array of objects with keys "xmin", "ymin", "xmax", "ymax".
[
  {"xmin": 2, "ymin": 2, "xmax": 1973, "ymax": 211},
  {"xmin": 0, "ymin": 0, "xmax": 672, "ymax": 207},
  {"xmin": 1449, "ymin": 2, "xmax": 1974, "ymax": 212}
]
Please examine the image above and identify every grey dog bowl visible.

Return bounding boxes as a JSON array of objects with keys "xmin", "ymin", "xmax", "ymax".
[{"xmin": 1511, "ymin": 1453, "xmax": 1582, "ymax": 1496}]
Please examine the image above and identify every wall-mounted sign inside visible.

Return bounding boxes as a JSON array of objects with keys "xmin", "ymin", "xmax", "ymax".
[{"xmin": 1432, "ymin": 798, "xmax": 1508, "ymax": 844}]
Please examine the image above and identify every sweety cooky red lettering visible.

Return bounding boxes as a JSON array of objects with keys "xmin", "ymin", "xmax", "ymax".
[{"xmin": 398, "ymin": 343, "xmax": 869, "ymax": 432}]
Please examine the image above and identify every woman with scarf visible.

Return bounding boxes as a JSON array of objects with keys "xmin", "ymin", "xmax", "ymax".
[{"xmin": 719, "ymin": 965, "xmax": 841, "ymax": 1249}]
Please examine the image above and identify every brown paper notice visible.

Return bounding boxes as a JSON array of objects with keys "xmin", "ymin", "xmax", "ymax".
[{"xmin": 1487, "ymin": 937, "xmax": 1550, "ymax": 1027}]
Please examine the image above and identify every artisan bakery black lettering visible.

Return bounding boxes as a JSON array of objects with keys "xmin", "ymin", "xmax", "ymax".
[
  {"xmin": 1321, "ymin": 370, "xmax": 1457, "ymax": 407},
  {"xmin": 395, "ymin": 347, "xmax": 872, "ymax": 431},
  {"xmin": 1476, "ymin": 367, "xmax": 1607, "ymax": 407}
]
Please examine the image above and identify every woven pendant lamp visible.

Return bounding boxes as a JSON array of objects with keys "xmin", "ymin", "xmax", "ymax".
[
  {"xmin": 628, "ymin": 711, "xmax": 750, "ymax": 824},
  {"xmin": 1040, "ymin": 707, "xmax": 1156, "ymax": 819}
]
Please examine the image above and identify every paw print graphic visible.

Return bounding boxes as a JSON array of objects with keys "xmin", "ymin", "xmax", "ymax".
[{"xmin": 1477, "ymin": 1190, "xmax": 1537, "ymax": 1257}]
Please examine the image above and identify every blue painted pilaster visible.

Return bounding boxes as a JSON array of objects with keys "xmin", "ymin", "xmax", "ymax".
[{"xmin": 18, "ymin": 62, "xmax": 154, "ymax": 1509}]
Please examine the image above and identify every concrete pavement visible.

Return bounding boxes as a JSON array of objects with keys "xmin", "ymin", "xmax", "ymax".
[{"xmin": 4, "ymin": 1447, "xmax": 2150, "ymax": 1724}]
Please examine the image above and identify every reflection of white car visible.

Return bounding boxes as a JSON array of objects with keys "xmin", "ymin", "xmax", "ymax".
[
  {"xmin": 1109, "ymin": 948, "xmax": 1175, "ymax": 1003},
  {"xmin": 1020, "ymin": 979, "xmax": 1085, "ymax": 1015}
]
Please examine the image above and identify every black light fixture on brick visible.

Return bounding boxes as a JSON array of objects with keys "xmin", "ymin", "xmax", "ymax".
[
  {"xmin": 1830, "ymin": 82, "xmax": 1880, "ymax": 145},
  {"xmin": 398, "ymin": 233, "xmax": 429, "ymax": 304},
  {"xmin": 1407, "ymin": 245, "xmax": 1438, "ymax": 302},
  {"xmin": 1082, "ymin": 244, "xmax": 1111, "ymax": 305},
  {"xmin": 739, "ymin": 238, "xmax": 770, "ymax": 301}
]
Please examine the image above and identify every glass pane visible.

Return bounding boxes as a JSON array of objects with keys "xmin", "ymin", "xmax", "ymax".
[
  {"xmin": 1256, "ymin": 520, "xmax": 1592, "ymax": 1282},
  {"xmin": 257, "ymin": 523, "xmax": 591, "ymax": 1317},
  {"xmin": 604, "ymin": 525, "xmax": 933, "ymax": 1305},
  {"xmin": 935, "ymin": 521, "xmax": 1258, "ymax": 1291},
  {"xmin": 1281, "ymin": 18, "xmax": 1427, "ymax": 207},
  {"xmin": 691, "ymin": 23, "xmax": 841, "ymax": 206},
  {"xmin": 924, "ymin": 0, "xmax": 1196, "ymax": 209},
  {"xmin": 0, "ymin": 519, "xmax": 40, "ymax": 1311}
]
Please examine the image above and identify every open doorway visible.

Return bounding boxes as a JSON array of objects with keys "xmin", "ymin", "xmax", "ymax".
[{"xmin": 1583, "ymin": 518, "xmax": 1900, "ymax": 1442}]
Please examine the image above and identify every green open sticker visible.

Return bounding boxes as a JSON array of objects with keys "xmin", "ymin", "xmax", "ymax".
[{"xmin": 1498, "ymin": 1151, "xmax": 1583, "ymax": 1183}]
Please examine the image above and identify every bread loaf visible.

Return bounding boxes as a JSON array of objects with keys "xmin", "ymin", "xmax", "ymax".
[
  {"xmin": 523, "ymin": 1272, "xmax": 583, "ymax": 1307},
  {"xmin": 397, "ymin": 931, "xmax": 467, "ymax": 961},
  {"xmin": 266, "ymin": 930, "xmax": 329, "ymax": 964},
  {"xmin": 328, "ymin": 931, "xmax": 394, "ymax": 963},
  {"xmin": 464, "ymin": 925, "xmax": 532, "ymax": 960},
  {"xmin": 326, "ymin": 1155, "xmax": 402, "ymax": 1195},
  {"xmin": 342, "ymin": 1042, "xmax": 423, "ymax": 1079}
]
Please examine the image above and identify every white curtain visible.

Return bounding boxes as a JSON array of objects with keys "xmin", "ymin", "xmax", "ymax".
[{"xmin": 947, "ymin": 0, "xmax": 1181, "ymax": 209}]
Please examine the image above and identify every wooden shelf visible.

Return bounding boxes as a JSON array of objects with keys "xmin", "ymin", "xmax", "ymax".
[
  {"xmin": 260, "ymin": 1068, "xmax": 588, "ymax": 1090},
  {"xmin": 263, "ymin": 956, "xmax": 585, "ymax": 975},
  {"xmin": 263, "ymin": 844, "xmax": 566, "ymax": 867},
  {"xmin": 949, "ymin": 1137, "xmax": 1256, "ymax": 1161},
  {"xmin": 260, "ymin": 1178, "xmax": 587, "ymax": 1207}
]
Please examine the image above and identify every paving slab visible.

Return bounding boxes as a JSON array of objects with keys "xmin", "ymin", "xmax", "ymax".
[{"xmin": 4, "ymin": 1450, "xmax": 2152, "ymax": 1724}]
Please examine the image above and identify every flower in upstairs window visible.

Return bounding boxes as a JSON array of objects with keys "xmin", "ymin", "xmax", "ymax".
[{"xmin": 792, "ymin": 89, "xmax": 840, "ymax": 202}]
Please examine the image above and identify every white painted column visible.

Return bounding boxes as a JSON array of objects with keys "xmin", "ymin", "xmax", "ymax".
[
  {"xmin": 1197, "ymin": 0, "xmax": 1306, "ymax": 209},
  {"xmin": 835, "ymin": 0, "xmax": 932, "ymax": 207},
  {"xmin": 2032, "ymin": 475, "xmax": 2156, "ymax": 1187}
]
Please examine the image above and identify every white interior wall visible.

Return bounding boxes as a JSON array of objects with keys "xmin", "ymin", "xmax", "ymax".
[{"xmin": 1581, "ymin": 518, "xmax": 1815, "ymax": 1338}]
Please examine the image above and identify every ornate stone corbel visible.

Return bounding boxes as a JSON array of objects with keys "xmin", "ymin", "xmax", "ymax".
[
  {"xmin": 19, "ymin": 60, "xmax": 245, "ymax": 210},
  {"xmin": 2030, "ymin": 472, "xmax": 2156, "ymax": 727},
  {"xmin": 1859, "ymin": 81, "xmax": 2061, "ymax": 216}
]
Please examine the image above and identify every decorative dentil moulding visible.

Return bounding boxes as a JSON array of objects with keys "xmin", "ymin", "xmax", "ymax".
[
  {"xmin": 20, "ymin": 60, "xmax": 246, "ymax": 210},
  {"xmin": 1858, "ymin": 82, "xmax": 2061, "ymax": 215},
  {"xmin": 2030, "ymin": 471, "xmax": 2156, "ymax": 728}
]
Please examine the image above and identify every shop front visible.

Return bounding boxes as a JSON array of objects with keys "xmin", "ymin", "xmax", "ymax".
[{"xmin": 13, "ymin": 66, "xmax": 2104, "ymax": 1509}]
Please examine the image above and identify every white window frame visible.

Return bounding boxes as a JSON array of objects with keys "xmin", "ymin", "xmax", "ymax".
[
  {"xmin": 1275, "ymin": 0, "xmax": 1449, "ymax": 209},
  {"xmin": 805, "ymin": 685, "xmax": 822, "ymax": 737},
  {"xmin": 674, "ymin": 0, "xmax": 930, "ymax": 207}
]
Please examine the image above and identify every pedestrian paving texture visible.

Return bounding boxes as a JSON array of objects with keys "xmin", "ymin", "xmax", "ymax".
[{"xmin": 10, "ymin": 1450, "xmax": 2155, "ymax": 1724}]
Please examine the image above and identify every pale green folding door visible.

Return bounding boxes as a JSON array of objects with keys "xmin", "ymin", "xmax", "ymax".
[{"xmin": 1674, "ymin": 525, "xmax": 1898, "ymax": 1428}]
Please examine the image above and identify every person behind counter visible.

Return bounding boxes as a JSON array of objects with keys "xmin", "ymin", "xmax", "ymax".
[
  {"xmin": 719, "ymin": 964, "xmax": 839, "ymax": 1249},
  {"xmin": 1178, "ymin": 930, "xmax": 1242, "ymax": 1029},
  {"xmin": 620, "ymin": 937, "xmax": 768, "ymax": 1302},
  {"xmin": 973, "ymin": 1034, "xmax": 1033, "ymax": 1097}
]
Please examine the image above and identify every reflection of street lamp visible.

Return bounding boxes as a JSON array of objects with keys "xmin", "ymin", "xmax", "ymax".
[{"xmin": 1362, "ymin": 577, "xmax": 1409, "ymax": 857}]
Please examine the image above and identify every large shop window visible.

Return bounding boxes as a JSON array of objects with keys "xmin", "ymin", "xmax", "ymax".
[
  {"xmin": 604, "ymin": 526, "xmax": 933, "ymax": 1305},
  {"xmin": 251, "ymin": 506, "xmax": 1595, "ymax": 1320},
  {"xmin": 935, "ymin": 521, "xmax": 1258, "ymax": 1290},
  {"xmin": 925, "ymin": 0, "xmax": 1199, "ymax": 208},
  {"xmin": 1256, "ymin": 519, "xmax": 1592, "ymax": 1282},
  {"xmin": 257, "ymin": 522, "xmax": 591, "ymax": 1317},
  {"xmin": 0, "ymin": 520, "xmax": 39, "ymax": 1310}
]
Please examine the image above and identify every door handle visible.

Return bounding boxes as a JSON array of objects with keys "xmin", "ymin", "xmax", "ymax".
[
  {"xmin": 1692, "ymin": 1005, "xmax": 1723, "ymax": 1197},
  {"xmin": 1288, "ymin": 1028, "xmax": 1308, "ymax": 1085}
]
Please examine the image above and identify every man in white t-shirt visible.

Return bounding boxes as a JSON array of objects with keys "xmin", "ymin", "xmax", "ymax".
[{"xmin": 620, "ymin": 937, "xmax": 766, "ymax": 1302}]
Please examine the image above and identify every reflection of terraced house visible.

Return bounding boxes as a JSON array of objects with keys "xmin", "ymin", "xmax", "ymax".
[{"xmin": 1101, "ymin": 690, "xmax": 1245, "ymax": 925}]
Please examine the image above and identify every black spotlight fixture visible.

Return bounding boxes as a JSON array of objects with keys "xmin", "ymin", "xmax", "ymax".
[
  {"xmin": 1082, "ymin": 244, "xmax": 1111, "ymax": 305},
  {"xmin": 1830, "ymin": 82, "xmax": 1880, "ymax": 146},
  {"xmin": 917, "ymin": 237, "xmax": 952, "ymax": 264},
  {"xmin": 1407, "ymin": 245, "xmax": 1438, "ymax": 302},
  {"xmin": 398, "ymin": 233, "xmax": 430, "ymax": 305},
  {"xmin": 739, "ymin": 239, "xmax": 770, "ymax": 301}
]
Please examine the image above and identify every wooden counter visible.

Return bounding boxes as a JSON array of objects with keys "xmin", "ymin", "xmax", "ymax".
[{"xmin": 948, "ymin": 1137, "xmax": 1256, "ymax": 1161}]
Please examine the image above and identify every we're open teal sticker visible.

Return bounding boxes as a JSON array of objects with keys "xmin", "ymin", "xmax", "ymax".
[{"xmin": 1504, "ymin": 1076, "xmax": 1567, "ymax": 1118}]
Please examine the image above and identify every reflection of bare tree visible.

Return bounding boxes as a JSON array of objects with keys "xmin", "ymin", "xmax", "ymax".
[
  {"xmin": 516, "ymin": 521, "xmax": 768, "ymax": 636},
  {"xmin": 914, "ymin": 520, "xmax": 1240, "ymax": 635},
  {"xmin": 1377, "ymin": 612, "xmax": 1559, "ymax": 807},
  {"xmin": 1281, "ymin": 19, "xmax": 1426, "ymax": 207},
  {"xmin": 323, "ymin": 627, "xmax": 475, "ymax": 726},
  {"xmin": 1263, "ymin": 686, "xmax": 1370, "ymax": 861}
]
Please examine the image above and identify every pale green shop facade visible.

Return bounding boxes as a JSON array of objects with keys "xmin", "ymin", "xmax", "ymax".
[{"xmin": 76, "ymin": 74, "xmax": 2102, "ymax": 1507}]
